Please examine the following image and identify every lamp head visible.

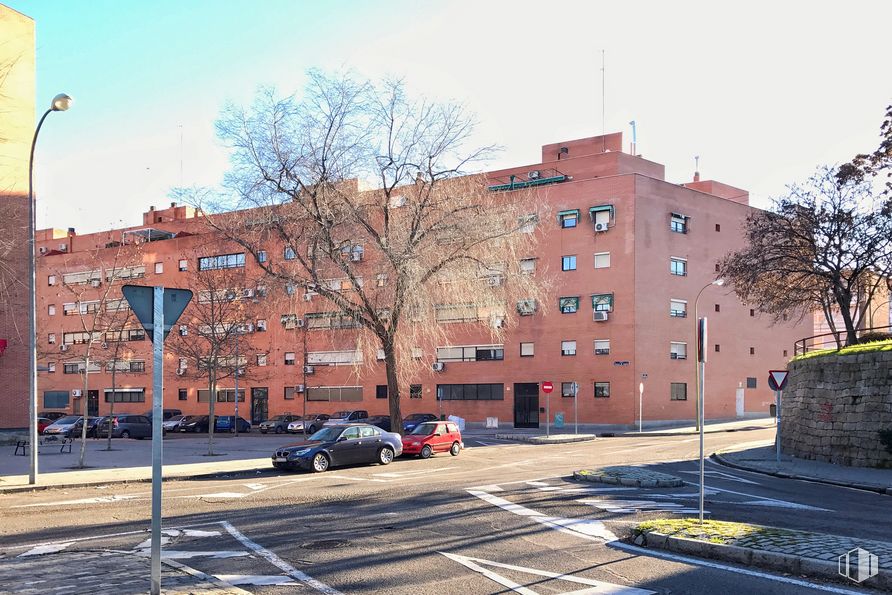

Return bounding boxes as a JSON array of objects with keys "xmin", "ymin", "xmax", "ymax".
[
  {"xmin": 714, "ymin": 278, "xmax": 725, "ymax": 287},
  {"xmin": 51, "ymin": 93, "xmax": 73, "ymax": 112}
]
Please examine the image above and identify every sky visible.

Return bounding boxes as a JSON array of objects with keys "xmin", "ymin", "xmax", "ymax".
[{"xmin": 8, "ymin": 0, "xmax": 892, "ymax": 234}]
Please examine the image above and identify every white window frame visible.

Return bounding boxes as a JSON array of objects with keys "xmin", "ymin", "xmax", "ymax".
[
  {"xmin": 48, "ymin": 305, "xmax": 56, "ymax": 316},
  {"xmin": 593, "ymin": 252, "xmax": 610, "ymax": 269},
  {"xmin": 670, "ymin": 257, "xmax": 687, "ymax": 276},
  {"xmin": 520, "ymin": 342, "xmax": 534, "ymax": 357},
  {"xmin": 594, "ymin": 339, "xmax": 610, "ymax": 355},
  {"xmin": 154, "ymin": 262, "xmax": 164, "ymax": 274},
  {"xmin": 670, "ymin": 342, "xmax": 688, "ymax": 360},
  {"xmin": 561, "ymin": 340, "xmax": 577, "ymax": 356},
  {"xmin": 257, "ymin": 353, "xmax": 268, "ymax": 366},
  {"xmin": 178, "ymin": 259, "xmax": 188, "ymax": 272},
  {"xmin": 519, "ymin": 258, "xmax": 537, "ymax": 274},
  {"xmin": 670, "ymin": 299, "xmax": 687, "ymax": 318},
  {"xmin": 284, "ymin": 352, "xmax": 296, "ymax": 365}
]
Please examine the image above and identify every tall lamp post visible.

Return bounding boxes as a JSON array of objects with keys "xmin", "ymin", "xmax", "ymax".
[
  {"xmin": 28, "ymin": 93, "xmax": 73, "ymax": 485},
  {"xmin": 693, "ymin": 278, "xmax": 724, "ymax": 432}
]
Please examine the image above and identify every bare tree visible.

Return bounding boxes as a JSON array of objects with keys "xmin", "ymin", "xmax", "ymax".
[
  {"xmin": 185, "ymin": 72, "xmax": 547, "ymax": 434},
  {"xmin": 719, "ymin": 166, "xmax": 892, "ymax": 347},
  {"xmin": 169, "ymin": 257, "xmax": 264, "ymax": 455},
  {"xmin": 838, "ymin": 104, "xmax": 892, "ymax": 198}
]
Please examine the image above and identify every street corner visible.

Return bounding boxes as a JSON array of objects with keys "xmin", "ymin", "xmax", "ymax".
[{"xmin": 574, "ymin": 466, "xmax": 685, "ymax": 488}]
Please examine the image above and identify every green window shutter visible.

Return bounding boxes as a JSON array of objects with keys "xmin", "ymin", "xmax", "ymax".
[
  {"xmin": 559, "ymin": 296, "xmax": 580, "ymax": 313},
  {"xmin": 591, "ymin": 293, "xmax": 614, "ymax": 311}
]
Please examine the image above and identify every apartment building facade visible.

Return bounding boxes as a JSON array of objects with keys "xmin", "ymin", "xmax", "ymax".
[{"xmin": 29, "ymin": 132, "xmax": 810, "ymax": 429}]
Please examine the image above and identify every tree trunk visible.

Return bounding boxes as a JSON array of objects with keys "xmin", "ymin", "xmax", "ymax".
[
  {"xmin": 208, "ymin": 370, "xmax": 216, "ymax": 455},
  {"xmin": 383, "ymin": 340, "xmax": 403, "ymax": 436},
  {"xmin": 77, "ymin": 356, "xmax": 90, "ymax": 468},
  {"xmin": 106, "ymin": 365, "xmax": 116, "ymax": 451},
  {"xmin": 835, "ymin": 290, "xmax": 859, "ymax": 346}
]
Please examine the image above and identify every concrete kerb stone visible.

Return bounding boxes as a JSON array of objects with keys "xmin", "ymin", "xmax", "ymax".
[
  {"xmin": 573, "ymin": 466, "xmax": 685, "ymax": 488},
  {"xmin": 494, "ymin": 433, "xmax": 597, "ymax": 444}
]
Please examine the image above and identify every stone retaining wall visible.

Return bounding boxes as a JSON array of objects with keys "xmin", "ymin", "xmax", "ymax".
[{"xmin": 782, "ymin": 351, "xmax": 892, "ymax": 467}]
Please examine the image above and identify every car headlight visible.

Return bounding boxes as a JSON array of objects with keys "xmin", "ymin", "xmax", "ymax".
[{"xmin": 291, "ymin": 448, "xmax": 311, "ymax": 457}]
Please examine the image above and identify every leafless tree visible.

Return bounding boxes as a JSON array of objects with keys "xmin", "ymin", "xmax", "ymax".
[
  {"xmin": 719, "ymin": 166, "xmax": 892, "ymax": 348},
  {"xmin": 168, "ymin": 257, "xmax": 266, "ymax": 455},
  {"xmin": 184, "ymin": 72, "xmax": 548, "ymax": 433}
]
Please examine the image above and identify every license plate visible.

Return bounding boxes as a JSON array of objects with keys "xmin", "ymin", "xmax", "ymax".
[{"xmin": 274, "ymin": 457, "xmax": 287, "ymax": 463}]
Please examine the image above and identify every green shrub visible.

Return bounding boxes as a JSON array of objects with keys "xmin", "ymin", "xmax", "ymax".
[{"xmin": 857, "ymin": 331, "xmax": 892, "ymax": 344}]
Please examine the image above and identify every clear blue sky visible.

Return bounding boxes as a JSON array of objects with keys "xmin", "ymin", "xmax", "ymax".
[{"xmin": 8, "ymin": 0, "xmax": 892, "ymax": 233}]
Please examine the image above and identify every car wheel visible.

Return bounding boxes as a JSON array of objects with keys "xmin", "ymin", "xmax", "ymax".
[
  {"xmin": 272, "ymin": 462, "xmax": 285, "ymax": 470},
  {"xmin": 274, "ymin": 426, "xmax": 283, "ymax": 434},
  {"xmin": 121, "ymin": 430, "xmax": 131, "ymax": 439},
  {"xmin": 420, "ymin": 444, "xmax": 433, "ymax": 459},
  {"xmin": 311, "ymin": 452, "xmax": 330, "ymax": 473},
  {"xmin": 450, "ymin": 442, "xmax": 461, "ymax": 456},
  {"xmin": 378, "ymin": 446, "xmax": 395, "ymax": 465}
]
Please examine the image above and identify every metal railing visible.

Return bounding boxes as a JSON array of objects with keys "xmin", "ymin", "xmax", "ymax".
[{"xmin": 793, "ymin": 324, "xmax": 892, "ymax": 356}]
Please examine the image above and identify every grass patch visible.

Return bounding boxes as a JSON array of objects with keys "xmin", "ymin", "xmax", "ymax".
[
  {"xmin": 791, "ymin": 339, "xmax": 892, "ymax": 362},
  {"xmin": 635, "ymin": 518, "xmax": 780, "ymax": 545}
]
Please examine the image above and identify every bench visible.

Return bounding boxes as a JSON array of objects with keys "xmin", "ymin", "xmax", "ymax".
[{"xmin": 14, "ymin": 437, "xmax": 73, "ymax": 456}]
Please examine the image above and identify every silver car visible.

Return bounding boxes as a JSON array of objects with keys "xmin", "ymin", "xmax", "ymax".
[
  {"xmin": 286, "ymin": 414, "xmax": 331, "ymax": 435},
  {"xmin": 322, "ymin": 410, "xmax": 368, "ymax": 427},
  {"xmin": 42, "ymin": 415, "xmax": 83, "ymax": 438}
]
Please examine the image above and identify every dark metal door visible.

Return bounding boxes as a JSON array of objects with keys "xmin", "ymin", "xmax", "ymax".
[
  {"xmin": 514, "ymin": 383, "xmax": 539, "ymax": 428},
  {"xmin": 251, "ymin": 387, "xmax": 268, "ymax": 424},
  {"xmin": 87, "ymin": 390, "xmax": 99, "ymax": 417}
]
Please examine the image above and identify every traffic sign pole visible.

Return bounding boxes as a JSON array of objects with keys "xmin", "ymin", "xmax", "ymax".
[
  {"xmin": 541, "ymin": 381, "xmax": 553, "ymax": 437},
  {"xmin": 767, "ymin": 371, "xmax": 788, "ymax": 464},
  {"xmin": 150, "ymin": 286, "xmax": 164, "ymax": 595},
  {"xmin": 698, "ymin": 317, "xmax": 707, "ymax": 524},
  {"xmin": 775, "ymin": 389, "xmax": 782, "ymax": 462},
  {"xmin": 573, "ymin": 381, "xmax": 578, "ymax": 435}
]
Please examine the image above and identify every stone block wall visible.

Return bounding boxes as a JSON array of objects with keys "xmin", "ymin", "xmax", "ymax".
[{"xmin": 782, "ymin": 351, "xmax": 892, "ymax": 467}]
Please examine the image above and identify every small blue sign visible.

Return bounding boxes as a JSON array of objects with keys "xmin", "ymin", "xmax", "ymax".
[{"xmin": 554, "ymin": 412, "xmax": 565, "ymax": 428}]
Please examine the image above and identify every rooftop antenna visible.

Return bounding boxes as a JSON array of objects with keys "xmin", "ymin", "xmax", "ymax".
[
  {"xmin": 629, "ymin": 120, "xmax": 637, "ymax": 155},
  {"xmin": 601, "ymin": 50, "xmax": 606, "ymax": 152},
  {"xmin": 694, "ymin": 155, "xmax": 700, "ymax": 182}
]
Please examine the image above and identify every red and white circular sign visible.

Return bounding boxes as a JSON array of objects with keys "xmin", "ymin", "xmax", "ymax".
[{"xmin": 541, "ymin": 381, "xmax": 554, "ymax": 394}]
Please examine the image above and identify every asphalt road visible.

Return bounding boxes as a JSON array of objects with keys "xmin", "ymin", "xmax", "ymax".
[{"xmin": 0, "ymin": 428, "xmax": 887, "ymax": 594}]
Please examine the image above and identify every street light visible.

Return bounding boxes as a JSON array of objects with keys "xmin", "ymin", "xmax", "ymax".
[
  {"xmin": 28, "ymin": 93, "xmax": 73, "ymax": 484},
  {"xmin": 693, "ymin": 278, "xmax": 724, "ymax": 431}
]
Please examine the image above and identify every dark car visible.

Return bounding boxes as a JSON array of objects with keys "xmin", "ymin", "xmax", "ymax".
[
  {"xmin": 286, "ymin": 414, "xmax": 331, "ymax": 435},
  {"xmin": 39, "ymin": 411, "xmax": 68, "ymax": 421},
  {"xmin": 322, "ymin": 410, "xmax": 369, "ymax": 427},
  {"xmin": 259, "ymin": 414, "xmax": 300, "ymax": 434},
  {"xmin": 366, "ymin": 415, "xmax": 392, "ymax": 432},
  {"xmin": 272, "ymin": 423, "xmax": 403, "ymax": 473},
  {"xmin": 402, "ymin": 413, "xmax": 439, "ymax": 432},
  {"xmin": 95, "ymin": 415, "xmax": 154, "ymax": 439},
  {"xmin": 143, "ymin": 408, "xmax": 183, "ymax": 421},
  {"xmin": 179, "ymin": 415, "xmax": 210, "ymax": 433},
  {"xmin": 216, "ymin": 416, "xmax": 251, "ymax": 433}
]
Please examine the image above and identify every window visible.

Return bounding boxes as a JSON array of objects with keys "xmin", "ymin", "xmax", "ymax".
[
  {"xmin": 593, "ymin": 252, "xmax": 610, "ymax": 269},
  {"xmin": 559, "ymin": 296, "xmax": 579, "ymax": 314},
  {"xmin": 670, "ymin": 257, "xmax": 687, "ymax": 276},
  {"xmin": 257, "ymin": 319, "xmax": 267, "ymax": 331},
  {"xmin": 257, "ymin": 353, "xmax": 267, "ymax": 366},
  {"xmin": 306, "ymin": 311, "xmax": 361, "ymax": 331},
  {"xmin": 670, "ymin": 299, "xmax": 687, "ymax": 318},
  {"xmin": 715, "ymin": 263, "xmax": 721, "ymax": 272},
  {"xmin": 670, "ymin": 383, "xmax": 687, "ymax": 401},
  {"xmin": 746, "ymin": 377, "xmax": 757, "ymax": 389},
  {"xmin": 48, "ymin": 275, "xmax": 56, "ymax": 286},
  {"xmin": 104, "ymin": 389, "xmax": 146, "ymax": 403},
  {"xmin": 216, "ymin": 390, "xmax": 246, "ymax": 403},
  {"xmin": 178, "ymin": 358, "xmax": 188, "ymax": 371},
  {"xmin": 562, "ymin": 255, "xmax": 577, "ymax": 271},
  {"xmin": 559, "ymin": 210, "xmax": 579, "ymax": 228},
  {"xmin": 411, "ymin": 347, "xmax": 422, "ymax": 359},
  {"xmin": 79, "ymin": 301, "xmax": 100, "ymax": 315},
  {"xmin": 410, "ymin": 384, "xmax": 422, "ymax": 399},
  {"xmin": 307, "ymin": 350, "xmax": 363, "ymax": 365},
  {"xmin": 590, "ymin": 205, "xmax": 612, "ymax": 230},
  {"xmin": 154, "ymin": 262, "xmax": 163, "ymax": 274},
  {"xmin": 594, "ymin": 339, "xmax": 610, "ymax": 355},
  {"xmin": 520, "ymin": 342, "xmax": 534, "ymax": 357},
  {"xmin": 63, "ymin": 303, "xmax": 77, "ymax": 316},
  {"xmin": 43, "ymin": 391, "xmax": 69, "ymax": 408},
  {"xmin": 178, "ymin": 389, "xmax": 187, "ymax": 401},
  {"xmin": 376, "ymin": 273, "xmax": 387, "ymax": 287},
  {"xmin": 106, "ymin": 360, "xmax": 145, "ymax": 373},
  {"xmin": 561, "ymin": 382, "xmax": 576, "ymax": 397},
  {"xmin": 258, "ymin": 250, "xmax": 267, "ymax": 263},
  {"xmin": 63, "ymin": 363, "xmax": 80, "ymax": 374},
  {"xmin": 106, "ymin": 265, "xmax": 146, "ymax": 281},
  {"xmin": 436, "ymin": 383, "xmax": 504, "ymax": 401},
  {"xmin": 179, "ymin": 325, "xmax": 188, "ymax": 336},
  {"xmin": 714, "ymin": 304, "xmax": 720, "ymax": 312},
  {"xmin": 561, "ymin": 340, "xmax": 577, "ymax": 356},
  {"xmin": 519, "ymin": 213, "xmax": 538, "ymax": 234},
  {"xmin": 750, "ymin": 309, "xmax": 755, "ymax": 317},
  {"xmin": 47, "ymin": 362, "xmax": 56, "ymax": 373},
  {"xmin": 48, "ymin": 333, "xmax": 56, "ymax": 344},
  {"xmin": 284, "ymin": 352, "xmax": 295, "ymax": 366},
  {"xmin": 376, "ymin": 385, "xmax": 388, "ymax": 399},
  {"xmin": 670, "ymin": 213, "xmax": 688, "ymax": 234},
  {"xmin": 48, "ymin": 305, "xmax": 56, "ymax": 316},
  {"xmin": 178, "ymin": 259, "xmax": 188, "ymax": 272},
  {"xmin": 284, "ymin": 387, "xmax": 296, "ymax": 400},
  {"xmin": 594, "ymin": 382, "xmax": 610, "ymax": 398},
  {"xmin": 715, "ymin": 224, "xmax": 721, "ymax": 232},
  {"xmin": 750, "ymin": 347, "xmax": 755, "ymax": 355},
  {"xmin": 306, "ymin": 386, "xmax": 363, "ymax": 402},
  {"xmin": 519, "ymin": 258, "xmax": 537, "ymax": 274},
  {"xmin": 670, "ymin": 342, "xmax": 687, "ymax": 360},
  {"xmin": 783, "ymin": 349, "xmax": 788, "ymax": 358},
  {"xmin": 284, "ymin": 247, "xmax": 296, "ymax": 260},
  {"xmin": 516, "ymin": 299, "xmax": 537, "ymax": 316},
  {"xmin": 62, "ymin": 269, "xmax": 101, "ymax": 285},
  {"xmin": 198, "ymin": 253, "xmax": 245, "ymax": 271},
  {"xmin": 782, "ymin": 313, "xmax": 788, "ymax": 321},
  {"xmin": 592, "ymin": 293, "xmax": 614, "ymax": 312},
  {"xmin": 435, "ymin": 345, "xmax": 504, "ymax": 362}
]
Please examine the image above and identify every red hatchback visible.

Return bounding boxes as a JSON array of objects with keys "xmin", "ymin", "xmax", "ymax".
[{"xmin": 401, "ymin": 421, "xmax": 463, "ymax": 458}]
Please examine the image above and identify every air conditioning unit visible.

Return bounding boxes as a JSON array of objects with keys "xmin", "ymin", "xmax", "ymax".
[
  {"xmin": 91, "ymin": 279, "xmax": 101, "ymax": 287},
  {"xmin": 303, "ymin": 293, "xmax": 313, "ymax": 302},
  {"xmin": 59, "ymin": 244, "xmax": 68, "ymax": 252},
  {"xmin": 528, "ymin": 170, "xmax": 541, "ymax": 180},
  {"xmin": 431, "ymin": 362, "xmax": 445, "ymax": 372},
  {"xmin": 351, "ymin": 251, "xmax": 363, "ymax": 262},
  {"xmin": 487, "ymin": 275, "xmax": 503, "ymax": 287},
  {"xmin": 179, "ymin": 325, "xmax": 188, "ymax": 336},
  {"xmin": 303, "ymin": 365, "xmax": 315, "ymax": 374},
  {"xmin": 101, "ymin": 342, "xmax": 109, "ymax": 350},
  {"xmin": 376, "ymin": 349, "xmax": 386, "ymax": 361},
  {"xmin": 242, "ymin": 288, "xmax": 255, "ymax": 298},
  {"xmin": 176, "ymin": 368, "xmax": 185, "ymax": 376},
  {"xmin": 39, "ymin": 246, "xmax": 47, "ymax": 255},
  {"xmin": 595, "ymin": 222, "xmax": 608, "ymax": 232},
  {"xmin": 60, "ymin": 344, "xmax": 70, "ymax": 352},
  {"xmin": 256, "ymin": 320, "xmax": 267, "ymax": 331},
  {"xmin": 296, "ymin": 384, "xmax": 305, "ymax": 393},
  {"xmin": 71, "ymin": 389, "xmax": 83, "ymax": 397},
  {"xmin": 593, "ymin": 311, "xmax": 609, "ymax": 322}
]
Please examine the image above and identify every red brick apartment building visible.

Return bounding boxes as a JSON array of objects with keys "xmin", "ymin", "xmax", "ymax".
[
  {"xmin": 0, "ymin": 5, "xmax": 35, "ymax": 429},
  {"xmin": 27, "ymin": 132, "xmax": 810, "ymax": 430}
]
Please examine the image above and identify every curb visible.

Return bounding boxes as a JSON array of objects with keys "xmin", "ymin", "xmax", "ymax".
[
  {"xmin": 634, "ymin": 530, "xmax": 892, "ymax": 590},
  {"xmin": 574, "ymin": 467, "xmax": 685, "ymax": 488},
  {"xmin": 494, "ymin": 433, "xmax": 597, "ymax": 444},
  {"xmin": 711, "ymin": 452, "xmax": 892, "ymax": 496}
]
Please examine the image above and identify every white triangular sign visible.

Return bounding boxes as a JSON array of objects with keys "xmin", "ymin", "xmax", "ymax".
[{"xmin": 769, "ymin": 370, "xmax": 788, "ymax": 389}]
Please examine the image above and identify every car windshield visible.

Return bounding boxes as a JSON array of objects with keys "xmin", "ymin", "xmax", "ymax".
[
  {"xmin": 54, "ymin": 416, "xmax": 81, "ymax": 424},
  {"xmin": 169, "ymin": 416, "xmax": 186, "ymax": 422},
  {"xmin": 330, "ymin": 411, "xmax": 351, "ymax": 419},
  {"xmin": 309, "ymin": 427, "xmax": 345, "ymax": 442},
  {"xmin": 405, "ymin": 414, "xmax": 430, "ymax": 421},
  {"xmin": 410, "ymin": 422, "xmax": 439, "ymax": 436}
]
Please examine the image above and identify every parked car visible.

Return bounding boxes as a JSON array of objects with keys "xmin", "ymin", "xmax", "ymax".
[
  {"xmin": 366, "ymin": 415, "xmax": 392, "ymax": 432},
  {"xmin": 259, "ymin": 414, "xmax": 300, "ymax": 434},
  {"xmin": 272, "ymin": 423, "xmax": 402, "ymax": 472},
  {"xmin": 322, "ymin": 410, "xmax": 369, "ymax": 427},
  {"xmin": 39, "ymin": 411, "xmax": 68, "ymax": 422},
  {"xmin": 402, "ymin": 413, "xmax": 439, "ymax": 433},
  {"xmin": 37, "ymin": 417, "xmax": 53, "ymax": 434},
  {"xmin": 216, "ymin": 416, "xmax": 251, "ymax": 433},
  {"xmin": 179, "ymin": 415, "xmax": 210, "ymax": 433},
  {"xmin": 143, "ymin": 408, "xmax": 183, "ymax": 421},
  {"xmin": 162, "ymin": 415, "xmax": 189, "ymax": 432},
  {"xmin": 286, "ymin": 414, "xmax": 331, "ymax": 435},
  {"xmin": 95, "ymin": 415, "xmax": 154, "ymax": 439},
  {"xmin": 42, "ymin": 415, "xmax": 83, "ymax": 438},
  {"xmin": 84, "ymin": 416, "xmax": 108, "ymax": 438},
  {"xmin": 401, "ymin": 421, "xmax": 463, "ymax": 458}
]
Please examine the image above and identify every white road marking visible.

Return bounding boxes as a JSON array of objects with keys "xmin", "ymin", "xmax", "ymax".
[
  {"xmin": 441, "ymin": 552, "xmax": 654, "ymax": 594},
  {"xmin": 578, "ymin": 499, "xmax": 705, "ymax": 515},
  {"xmin": 161, "ymin": 558, "xmax": 253, "ymax": 595},
  {"xmin": 215, "ymin": 575, "xmax": 298, "ymax": 586},
  {"xmin": 135, "ymin": 536, "xmax": 170, "ymax": 549},
  {"xmin": 18, "ymin": 543, "xmax": 72, "ymax": 557},
  {"xmin": 244, "ymin": 483, "xmax": 266, "ymax": 490},
  {"xmin": 142, "ymin": 550, "xmax": 250, "ymax": 560},
  {"xmin": 11, "ymin": 494, "xmax": 140, "ymax": 508},
  {"xmin": 679, "ymin": 470, "xmax": 759, "ymax": 485},
  {"xmin": 187, "ymin": 492, "xmax": 248, "ymax": 499},
  {"xmin": 221, "ymin": 521, "xmax": 344, "ymax": 595},
  {"xmin": 374, "ymin": 467, "xmax": 454, "ymax": 478},
  {"xmin": 182, "ymin": 529, "xmax": 221, "ymax": 537},
  {"xmin": 701, "ymin": 485, "xmax": 830, "ymax": 511},
  {"xmin": 327, "ymin": 475, "xmax": 388, "ymax": 482}
]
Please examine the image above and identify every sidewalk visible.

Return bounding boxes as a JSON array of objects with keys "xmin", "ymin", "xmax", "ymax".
[
  {"xmin": 463, "ymin": 417, "xmax": 774, "ymax": 437},
  {"xmin": 714, "ymin": 443, "xmax": 892, "ymax": 495}
]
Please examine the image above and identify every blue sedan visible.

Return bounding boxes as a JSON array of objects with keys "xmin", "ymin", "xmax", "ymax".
[
  {"xmin": 402, "ymin": 413, "xmax": 438, "ymax": 432},
  {"xmin": 272, "ymin": 423, "xmax": 402, "ymax": 473}
]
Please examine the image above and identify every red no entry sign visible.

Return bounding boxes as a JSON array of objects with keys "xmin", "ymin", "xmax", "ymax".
[{"xmin": 541, "ymin": 381, "xmax": 554, "ymax": 394}]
